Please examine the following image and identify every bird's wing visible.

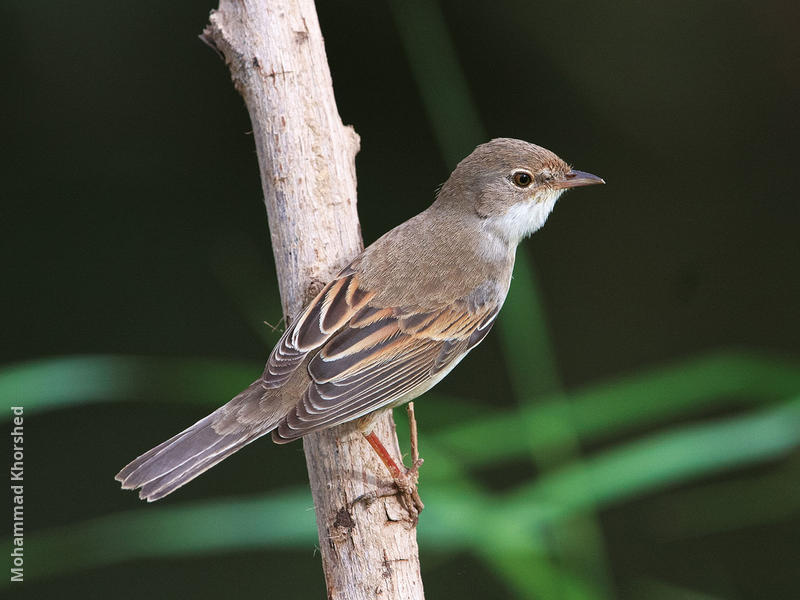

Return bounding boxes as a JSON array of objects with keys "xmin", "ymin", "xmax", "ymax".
[
  {"xmin": 259, "ymin": 270, "xmax": 375, "ymax": 390},
  {"xmin": 273, "ymin": 296, "xmax": 500, "ymax": 441}
]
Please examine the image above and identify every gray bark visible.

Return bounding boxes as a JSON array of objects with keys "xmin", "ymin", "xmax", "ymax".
[{"xmin": 201, "ymin": 1, "xmax": 425, "ymax": 598}]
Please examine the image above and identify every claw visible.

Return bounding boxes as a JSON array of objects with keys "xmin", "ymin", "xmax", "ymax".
[{"xmin": 392, "ymin": 458, "xmax": 425, "ymax": 516}]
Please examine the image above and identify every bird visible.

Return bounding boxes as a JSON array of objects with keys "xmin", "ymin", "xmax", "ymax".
[{"xmin": 115, "ymin": 138, "xmax": 604, "ymax": 503}]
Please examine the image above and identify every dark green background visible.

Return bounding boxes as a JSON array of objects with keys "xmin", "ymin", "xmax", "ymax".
[{"xmin": 4, "ymin": 0, "xmax": 799, "ymax": 598}]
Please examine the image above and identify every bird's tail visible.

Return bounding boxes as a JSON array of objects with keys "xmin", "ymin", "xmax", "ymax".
[{"xmin": 115, "ymin": 379, "xmax": 285, "ymax": 502}]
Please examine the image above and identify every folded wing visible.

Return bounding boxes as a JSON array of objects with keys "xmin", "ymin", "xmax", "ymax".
[{"xmin": 273, "ymin": 295, "xmax": 500, "ymax": 441}]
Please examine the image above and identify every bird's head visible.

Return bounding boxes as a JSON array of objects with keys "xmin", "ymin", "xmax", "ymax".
[{"xmin": 437, "ymin": 138, "xmax": 604, "ymax": 245}]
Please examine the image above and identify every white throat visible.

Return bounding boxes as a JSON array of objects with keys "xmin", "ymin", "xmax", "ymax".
[{"xmin": 483, "ymin": 188, "xmax": 565, "ymax": 246}]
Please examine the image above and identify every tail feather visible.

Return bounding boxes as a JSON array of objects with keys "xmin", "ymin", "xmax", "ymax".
[
  {"xmin": 136, "ymin": 430, "xmax": 265, "ymax": 501},
  {"xmin": 117, "ymin": 415, "xmax": 230, "ymax": 488},
  {"xmin": 115, "ymin": 379, "xmax": 287, "ymax": 501}
]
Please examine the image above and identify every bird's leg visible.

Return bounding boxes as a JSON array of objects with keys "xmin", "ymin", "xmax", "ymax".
[
  {"xmin": 363, "ymin": 430, "xmax": 405, "ymax": 478},
  {"xmin": 362, "ymin": 404, "xmax": 424, "ymax": 515}
]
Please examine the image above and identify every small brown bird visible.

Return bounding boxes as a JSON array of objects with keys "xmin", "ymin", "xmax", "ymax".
[{"xmin": 116, "ymin": 138, "xmax": 604, "ymax": 502}]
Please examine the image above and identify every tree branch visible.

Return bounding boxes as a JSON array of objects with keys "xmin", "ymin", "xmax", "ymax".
[{"xmin": 201, "ymin": 1, "xmax": 425, "ymax": 597}]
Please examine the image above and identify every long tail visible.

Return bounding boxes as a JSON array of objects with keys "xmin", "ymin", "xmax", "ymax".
[{"xmin": 115, "ymin": 380, "xmax": 287, "ymax": 502}]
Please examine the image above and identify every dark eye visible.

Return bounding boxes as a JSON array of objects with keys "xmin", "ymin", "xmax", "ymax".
[{"xmin": 512, "ymin": 171, "xmax": 533, "ymax": 187}]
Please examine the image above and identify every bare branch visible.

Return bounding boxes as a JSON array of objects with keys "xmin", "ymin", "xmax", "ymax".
[{"xmin": 202, "ymin": 1, "xmax": 425, "ymax": 597}]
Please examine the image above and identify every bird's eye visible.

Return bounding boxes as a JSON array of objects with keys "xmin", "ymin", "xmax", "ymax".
[{"xmin": 512, "ymin": 171, "xmax": 533, "ymax": 187}]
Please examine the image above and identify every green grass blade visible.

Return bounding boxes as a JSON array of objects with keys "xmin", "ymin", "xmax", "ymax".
[
  {"xmin": 497, "ymin": 255, "xmax": 562, "ymax": 399},
  {"xmin": 502, "ymin": 396, "xmax": 800, "ymax": 523},
  {"xmin": 386, "ymin": 0, "xmax": 484, "ymax": 167},
  {"xmin": 644, "ymin": 457, "xmax": 800, "ymax": 541},
  {"xmin": 9, "ymin": 398, "xmax": 797, "ymax": 586},
  {"xmin": 1, "ymin": 489, "xmax": 316, "ymax": 586},
  {"xmin": 480, "ymin": 547, "xmax": 607, "ymax": 600},
  {"xmin": 432, "ymin": 351, "xmax": 800, "ymax": 467},
  {"xmin": 0, "ymin": 355, "xmax": 259, "ymax": 418}
]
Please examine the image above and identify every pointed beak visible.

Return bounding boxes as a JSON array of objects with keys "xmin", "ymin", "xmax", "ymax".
[{"xmin": 555, "ymin": 169, "xmax": 605, "ymax": 189}]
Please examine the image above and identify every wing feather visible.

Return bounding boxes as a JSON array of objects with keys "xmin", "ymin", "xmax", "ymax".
[
  {"xmin": 260, "ymin": 272, "xmax": 374, "ymax": 389},
  {"xmin": 273, "ymin": 296, "xmax": 500, "ymax": 442}
]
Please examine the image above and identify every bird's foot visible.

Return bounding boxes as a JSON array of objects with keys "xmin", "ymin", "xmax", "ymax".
[
  {"xmin": 393, "ymin": 457, "xmax": 425, "ymax": 517},
  {"xmin": 352, "ymin": 457, "xmax": 424, "ymax": 522},
  {"xmin": 359, "ymin": 402, "xmax": 426, "ymax": 520},
  {"xmin": 362, "ymin": 426, "xmax": 425, "ymax": 520}
]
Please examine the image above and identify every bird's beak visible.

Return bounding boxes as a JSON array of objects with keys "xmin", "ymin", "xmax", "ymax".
[{"xmin": 555, "ymin": 170, "xmax": 605, "ymax": 189}]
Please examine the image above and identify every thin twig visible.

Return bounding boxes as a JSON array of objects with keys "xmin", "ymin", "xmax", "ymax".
[
  {"xmin": 407, "ymin": 402, "xmax": 420, "ymax": 465},
  {"xmin": 405, "ymin": 402, "xmax": 425, "ymax": 515}
]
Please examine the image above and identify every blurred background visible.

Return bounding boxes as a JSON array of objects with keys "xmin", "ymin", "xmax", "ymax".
[{"xmin": 3, "ymin": 0, "xmax": 799, "ymax": 598}]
